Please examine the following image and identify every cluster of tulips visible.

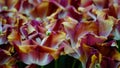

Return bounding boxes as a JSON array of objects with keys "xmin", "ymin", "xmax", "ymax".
[{"xmin": 0, "ymin": 0, "xmax": 120, "ymax": 68}]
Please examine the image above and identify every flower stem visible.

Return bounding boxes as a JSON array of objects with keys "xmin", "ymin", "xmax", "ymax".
[
  {"xmin": 72, "ymin": 60, "xmax": 76, "ymax": 68},
  {"xmin": 41, "ymin": 66, "xmax": 44, "ymax": 68},
  {"xmin": 55, "ymin": 60, "xmax": 58, "ymax": 68},
  {"xmin": 78, "ymin": 63, "xmax": 82, "ymax": 68}
]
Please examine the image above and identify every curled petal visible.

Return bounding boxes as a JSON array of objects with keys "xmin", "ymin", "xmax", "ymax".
[
  {"xmin": 30, "ymin": 1, "xmax": 58, "ymax": 18},
  {"xmin": 108, "ymin": 3, "xmax": 120, "ymax": 19},
  {"xmin": 81, "ymin": 33, "xmax": 106, "ymax": 46},
  {"xmin": 97, "ymin": 17, "xmax": 114, "ymax": 37},
  {"xmin": 67, "ymin": 6, "xmax": 82, "ymax": 22},
  {"xmin": 81, "ymin": 0, "xmax": 93, "ymax": 7},
  {"xmin": 62, "ymin": 16, "xmax": 78, "ymax": 44},
  {"xmin": 70, "ymin": 0, "xmax": 81, "ymax": 8},
  {"xmin": 50, "ymin": 19, "xmax": 64, "ymax": 32},
  {"xmin": 6, "ymin": 0, "xmax": 18, "ymax": 9},
  {"xmin": 75, "ymin": 21, "xmax": 98, "ymax": 41},
  {"xmin": 78, "ymin": 44, "xmax": 101, "ymax": 68},
  {"xmin": 7, "ymin": 29, "xmax": 21, "ymax": 44},
  {"xmin": 42, "ymin": 31, "xmax": 66, "ymax": 48},
  {"xmin": 94, "ymin": 42, "xmax": 120, "ymax": 61},
  {"xmin": 93, "ymin": 0, "xmax": 109, "ymax": 9}
]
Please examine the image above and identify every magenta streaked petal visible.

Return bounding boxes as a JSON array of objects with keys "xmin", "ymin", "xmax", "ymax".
[
  {"xmin": 50, "ymin": 19, "xmax": 64, "ymax": 32},
  {"xmin": 42, "ymin": 31, "xmax": 66, "ymax": 48},
  {"xmin": 0, "ymin": 48, "xmax": 11, "ymax": 65},
  {"xmin": 70, "ymin": 0, "xmax": 81, "ymax": 9},
  {"xmin": 30, "ymin": 1, "xmax": 58, "ymax": 18},
  {"xmin": 75, "ymin": 21, "xmax": 98, "ymax": 42},
  {"xmin": 62, "ymin": 17, "xmax": 78, "ymax": 43},
  {"xmin": 81, "ymin": 0, "xmax": 93, "ymax": 7},
  {"xmin": 101, "ymin": 56, "xmax": 118, "ymax": 68},
  {"xmin": 14, "ymin": 43, "xmax": 57, "ymax": 66},
  {"xmin": 67, "ymin": 6, "xmax": 82, "ymax": 22},
  {"xmin": 20, "ymin": 52, "xmax": 53, "ymax": 66},
  {"xmin": 0, "ymin": 0, "xmax": 120, "ymax": 67},
  {"xmin": 78, "ymin": 44, "xmax": 101, "ymax": 68},
  {"xmin": 59, "ymin": 0, "xmax": 69, "ymax": 7},
  {"xmin": 8, "ymin": 29, "xmax": 21, "ymax": 45},
  {"xmin": 81, "ymin": 33, "xmax": 106, "ymax": 46}
]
